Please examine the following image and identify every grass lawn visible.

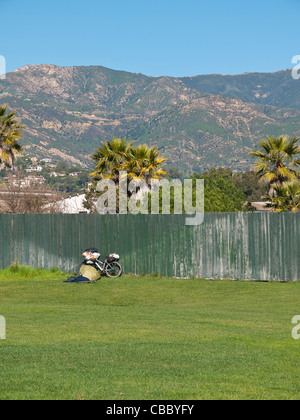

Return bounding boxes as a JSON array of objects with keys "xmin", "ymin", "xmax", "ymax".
[{"xmin": 0, "ymin": 273, "xmax": 300, "ymax": 400}]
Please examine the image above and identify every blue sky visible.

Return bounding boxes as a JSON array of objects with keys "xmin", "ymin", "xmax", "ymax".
[{"xmin": 1, "ymin": 0, "xmax": 299, "ymax": 77}]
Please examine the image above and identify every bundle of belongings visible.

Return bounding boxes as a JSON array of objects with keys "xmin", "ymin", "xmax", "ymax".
[{"xmin": 64, "ymin": 248, "xmax": 101, "ymax": 283}]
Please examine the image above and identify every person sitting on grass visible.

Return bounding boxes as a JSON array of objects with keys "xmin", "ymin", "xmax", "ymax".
[{"xmin": 64, "ymin": 248, "xmax": 101, "ymax": 284}]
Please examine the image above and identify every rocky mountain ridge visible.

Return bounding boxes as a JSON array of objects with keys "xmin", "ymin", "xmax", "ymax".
[{"xmin": 0, "ymin": 64, "xmax": 299, "ymax": 171}]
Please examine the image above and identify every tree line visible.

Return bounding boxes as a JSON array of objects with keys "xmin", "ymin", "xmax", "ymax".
[{"xmin": 0, "ymin": 104, "xmax": 299, "ymax": 213}]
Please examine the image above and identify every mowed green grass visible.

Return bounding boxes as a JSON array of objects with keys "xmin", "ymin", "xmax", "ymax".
[{"xmin": 0, "ymin": 275, "xmax": 300, "ymax": 400}]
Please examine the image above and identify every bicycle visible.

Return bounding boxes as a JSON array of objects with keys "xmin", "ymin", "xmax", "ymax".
[{"xmin": 81, "ymin": 249, "xmax": 123, "ymax": 279}]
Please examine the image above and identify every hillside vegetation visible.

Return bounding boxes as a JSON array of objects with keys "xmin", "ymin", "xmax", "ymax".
[{"xmin": 1, "ymin": 65, "xmax": 300, "ymax": 171}]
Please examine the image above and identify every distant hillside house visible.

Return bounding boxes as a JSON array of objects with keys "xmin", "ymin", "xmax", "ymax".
[
  {"xmin": 69, "ymin": 172, "xmax": 83, "ymax": 177},
  {"xmin": 50, "ymin": 172, "xmax": 65, "ymax": 177},
  {"xmin": 16, "ymin": 175, "xmax": 46, "ymax": 187},
  {"xmin": 26, "ymin": 166, "xmax": 43, "ymax": 173},
  {"xmin": 26, "ymin": 175, "xmax": 45, "ymax": 183}
]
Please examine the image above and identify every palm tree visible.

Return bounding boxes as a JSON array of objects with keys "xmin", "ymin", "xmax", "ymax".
[
  {"xmin": 249, "ymin": 136, "xmax": 300, "ymax": 196},
  {"xmin": 87, "ymin": 138, "xmax": 167, "ymax": 212},
  {"xmin": 123, "ymin": 144, "xmax": 167, "ymax": 184},
  {"xmin": 264, "ymin": 180, "xmax": 300, "ymax": 212},
  {"xmin": 90, "ymin": 137, "xmax": 134, "ymax": 182},
  {"xmin": 0, "ymin": 106, "xmax": 23, "ymax": 168},
  {"xmin": 90, "ymin": 138, "xmax": 167, "ymax": 184}
]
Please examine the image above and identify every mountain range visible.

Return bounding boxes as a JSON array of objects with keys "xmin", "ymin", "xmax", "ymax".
[{"xmin": 0, "ymin": 64, "xmax": 300, "ymax": 172}]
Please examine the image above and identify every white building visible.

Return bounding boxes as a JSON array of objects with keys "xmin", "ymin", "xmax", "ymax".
[
  {"xmin": 26, "ymin": 166, "xmax": 43, "ymax": 173},
  {"xmin": 69, "ymin": 172, "xmax": 83, "ymax": 177},
  {"xmin": 13, "ymin": 175, "xmax": 46, "ymax": 187},
  {"xmin": 50, "ymin": 172, "xmax": 65, "ymax": 177},
  {"xmin": 57, "ymin": 194, "xmax": 89, "ymax": 214}
]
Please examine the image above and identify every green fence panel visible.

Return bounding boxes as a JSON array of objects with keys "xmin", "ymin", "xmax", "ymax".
[{"xmin": 0, "ymin": 213, "xmax": 298, "ymax": 281}]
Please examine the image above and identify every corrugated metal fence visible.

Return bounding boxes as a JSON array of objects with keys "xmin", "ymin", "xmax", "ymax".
[{"xmin": 0, "ymin": 213, "xmax": 299, "ymax": 281}]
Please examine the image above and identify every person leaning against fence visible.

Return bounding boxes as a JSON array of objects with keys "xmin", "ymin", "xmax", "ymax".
[{"xmin": 64, "ymin": 249, "xmax": 101, "ymax": 283}]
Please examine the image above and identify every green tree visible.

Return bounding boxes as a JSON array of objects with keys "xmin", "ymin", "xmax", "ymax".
[
  {"xmin": 123, "ymin": 144, "xmax": 167, "ymax": 184},
  {"xmin": 15, "ymin": 155, "xmax": 32, "ymax": 171},
  {"xmin": 0, "ymin": 106, "xmax": 24, "ymax": 168},
  {"xmin": 55, "ymin": 161, "xmax": 70, "ymax": 173},
  {"xmin": 149, "ymin": 168, "xmax": 247, "ymax": 214},
  {"xmin": 193, "ymin": 168, "xmax": 246, "ymax": 212},
  {"xmin": 249, "ymin": 136, "xmax": 300, "ymax": 196},
  {"xmin": 90, "ymin": 138, "xmax": 167, "ymax": 183},
  {"xmin": 87, "ymin": 138, "xmax": 167, "ymax": 212},
  {"xmin": 232, "ymin": 170, "xmax": 267, "ymax": 202},
  {"xmin": 264, "ymin": 180, "xmax": 300, "ymax": 212},
  {"xmin": 90, "ymin": 137, "xmax": 134, "ymax": 183},
  {"xmin": 166, "ymin": 167, "xmax": 185, "ymax": 181}
]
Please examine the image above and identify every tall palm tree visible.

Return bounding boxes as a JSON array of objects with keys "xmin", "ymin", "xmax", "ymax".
[
  {"xmin": 88, "ymin": 138, "xmax": 167, "ymax": 212},
  {"xmin": 90, "ymin": 137, "xmax": 134, "ymax": 182},
  {"xmin": 249, "ymin": 136, "xmax": 300, "ymax": 196},
  {"xmin": 123, "ymin": 144, "xmax": 167, "ymax": 183},
  {"xmin": 0, "ymin": 106, "xmax": 23, "ymax": 168},
  {"xmin": 90, "ymin": 139, "xmax": 167, "ymax": 184}
]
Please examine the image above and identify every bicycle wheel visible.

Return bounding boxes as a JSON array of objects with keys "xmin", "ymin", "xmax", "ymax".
[{"xmin": 105, "ymin": 262, "xmax": 123, "ymax": 278}]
